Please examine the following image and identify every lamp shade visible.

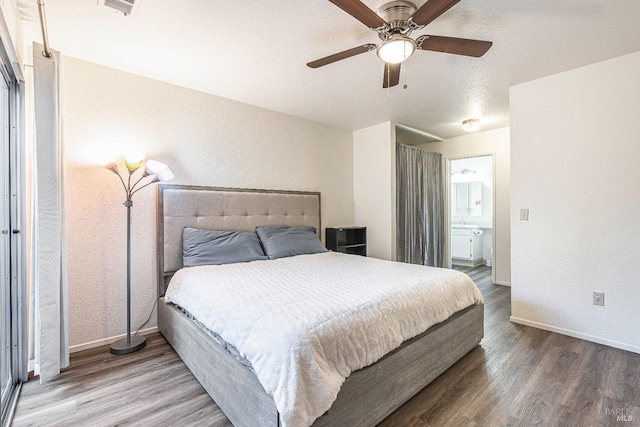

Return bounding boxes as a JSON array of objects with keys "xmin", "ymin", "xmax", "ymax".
[
  {"xmin": 145, "ymin": 159, "xmax": 174, "ymax": 182},
  {"xmin": 376, "ymin": 35, "xmax": 416, "ymax": 64},
  {"xmin": 124, "ymin": 152, "xmax": 146, "ymax": 171},
  {"xmin": 104, "ymin": 162, "xmax": 119, "ymax": 174}
]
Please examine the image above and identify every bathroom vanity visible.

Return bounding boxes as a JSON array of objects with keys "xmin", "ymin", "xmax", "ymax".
[{"xmin": 451, "ymin": 225, "xmax": 484, "ymax": 267}]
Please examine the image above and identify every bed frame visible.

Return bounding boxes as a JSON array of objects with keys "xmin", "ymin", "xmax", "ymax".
[{"xmin": 156, "ymin": 183, "xmax": 484, "ymax": 427}]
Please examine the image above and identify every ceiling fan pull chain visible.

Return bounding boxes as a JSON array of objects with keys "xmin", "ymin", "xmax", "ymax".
[
  {"xmin": 387, "ymin": 65, "xmax": 391, "ymax": 101},
  {"xmin": 403, "ymin": 59, "xmax": 408, "ymax": 89}
]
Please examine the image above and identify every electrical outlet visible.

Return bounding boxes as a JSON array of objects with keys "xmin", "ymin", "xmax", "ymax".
[
  {"xmin": 520, "ymin": 208, "xmax": 529, "ymax": 221},
  {"xmin": 593, "ymin": 292, "xmax": 605, "ymax": 306}
]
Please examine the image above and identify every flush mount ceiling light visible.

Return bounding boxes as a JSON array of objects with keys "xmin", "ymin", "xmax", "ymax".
[
  {"xmin": 452, "ymin": 168, "xmax": 477, "ymax": 175},
  {"xmin": 376, "ymin": 35, "xmax": 416, "ymax": 64},
  {"xmin": 462, "ymin": 119, "xmax": 481, "ymax": 132}
]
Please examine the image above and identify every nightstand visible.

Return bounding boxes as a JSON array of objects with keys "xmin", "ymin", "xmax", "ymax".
[{"xmin": 326, "ymin": 227, "xmax": 367, "ymax": 256}]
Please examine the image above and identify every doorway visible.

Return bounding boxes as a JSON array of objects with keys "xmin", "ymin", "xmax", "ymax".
[{"xmin": 447, "ymin": 154, "xmax": 495, "ymax": 283}]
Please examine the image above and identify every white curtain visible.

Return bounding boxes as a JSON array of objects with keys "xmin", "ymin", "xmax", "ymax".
[{"xmin": 29, "ymin": 43, "xmax": 69, "ymax": 382}]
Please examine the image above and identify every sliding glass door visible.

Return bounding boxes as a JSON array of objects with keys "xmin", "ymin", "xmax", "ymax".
[
  {"xmin": 0, "ymin": 31, "xmax": 26, "ymax": 425},
  {"xmin": 0, "ymin": 64, "xmax": 10, "ymax": 413}
]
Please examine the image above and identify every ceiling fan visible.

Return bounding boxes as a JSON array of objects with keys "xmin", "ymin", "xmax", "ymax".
[{"xmin": 307, "ymin": 0, "xmax": 493, "ymax": 88}]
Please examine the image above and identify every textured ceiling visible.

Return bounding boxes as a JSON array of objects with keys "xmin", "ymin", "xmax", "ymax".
[{"xmin": 18, "ymin": 0, "xmax": 640, "ymax": 139}]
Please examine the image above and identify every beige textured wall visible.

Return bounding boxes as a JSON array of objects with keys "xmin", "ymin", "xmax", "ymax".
[{"xmin": 62, "ymin": 57, "xmax": 354, "ymax": 349}]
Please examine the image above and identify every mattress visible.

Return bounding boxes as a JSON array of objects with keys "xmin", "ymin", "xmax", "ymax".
[
  {"xmin": 177, "ymin": 306, "xmax": 254, "ymax": 372},
  {"xmin": 164, "ymin": 252, "xmax": 483, "ymax": 427}
]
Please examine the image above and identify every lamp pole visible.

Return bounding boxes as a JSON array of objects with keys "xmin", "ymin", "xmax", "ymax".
[
  {"xmin": 127, "ymin": 198, "xmax": 131, "ymax": 346},
  {"xmin": 110, "ymin": 185, "xmax": 146, "ymax": 354},
  {"xmin": 106, "ymin": 155, "xmax": 173, "ymax": 355}
]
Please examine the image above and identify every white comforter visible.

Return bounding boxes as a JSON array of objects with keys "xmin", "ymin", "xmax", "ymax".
[{"xmin": 164, "ymin": 252, "xmax": 483, "ymax": 427}]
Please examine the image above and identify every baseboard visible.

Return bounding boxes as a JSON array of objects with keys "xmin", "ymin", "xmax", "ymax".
[
  {"xmin": 494, "ymin": 280, "xmax": 511, "ymax": 287},
  {"xmin": 509, "ymin": 316, "xmax": 640, "ymax": 355},
  {"xmin": 69, "ymin": 327, "xmax": 159, "ymax": 353}
]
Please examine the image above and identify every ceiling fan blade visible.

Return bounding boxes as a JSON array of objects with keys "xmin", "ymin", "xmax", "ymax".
[
  {"xmin": 383, "ymin": 62, "xmax": 401, "ymax": 88},
  {"xmin": 416, "ymin": 35, "xmax": 492, "ymax": 57},
  {"xmin": 307, "ymin": 44, "xmax": 376, "ymax": 68},
  {"xmin": 409, "ymin": 0, "xmax": 461, "ymax": 27},
  {"xmin": 328, "ymin": 0, "xmax": 386, "ymax": 29}
]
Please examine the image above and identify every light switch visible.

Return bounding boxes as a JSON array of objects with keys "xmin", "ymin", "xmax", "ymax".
[{"xmin": 520, "ymin": 208, "xmax": 529, "ymax": 221}]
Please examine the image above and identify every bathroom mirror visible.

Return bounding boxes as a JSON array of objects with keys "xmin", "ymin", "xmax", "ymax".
[{"xmin": 453, "ymin": 181, "xmax": 482, "ymax": 217}]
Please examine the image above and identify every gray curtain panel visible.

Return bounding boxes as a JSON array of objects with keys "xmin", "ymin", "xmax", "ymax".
[{"xmin": 396, "ymin": 143, "xmax": 444, "ymax": 267}]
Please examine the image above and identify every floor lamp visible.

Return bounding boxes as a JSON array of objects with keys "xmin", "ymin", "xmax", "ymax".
[{"xmin": 105, "ymin": 153, "xmax": 174, "ymax": 355}]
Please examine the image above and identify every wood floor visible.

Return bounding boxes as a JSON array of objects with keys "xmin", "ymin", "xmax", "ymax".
[{"xmin": 13, "ymin": 266, "xmax": 640, "ymax": 426}]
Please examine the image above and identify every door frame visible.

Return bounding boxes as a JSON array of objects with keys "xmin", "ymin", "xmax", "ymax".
[{"xmin": 444, "ymin": 152, "xmax": 497, "ymax": 285}]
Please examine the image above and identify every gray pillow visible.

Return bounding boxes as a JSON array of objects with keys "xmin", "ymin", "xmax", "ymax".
[
  {"xmin": 255, "ymin": 226, "xmax": 328, "ymax": 260},
  {"xmin": 183, "ymin": 227, "xmax": 268, "ymax": 267}
]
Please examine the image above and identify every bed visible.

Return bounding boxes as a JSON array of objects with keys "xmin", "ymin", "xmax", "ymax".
[{"xmin": 156, "ymin": 184, "xmax": 484, "ymax": 427}]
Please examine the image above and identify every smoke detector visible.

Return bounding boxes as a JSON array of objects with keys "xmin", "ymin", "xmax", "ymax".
[{"xmin": 99, "ymin": 0, "xmax": 141, "ymax": 16}]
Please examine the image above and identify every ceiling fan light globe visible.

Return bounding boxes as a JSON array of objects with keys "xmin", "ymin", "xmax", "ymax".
[{"xmin": 377, "ymin": 36, "xmax": 416, "ymax": 64}]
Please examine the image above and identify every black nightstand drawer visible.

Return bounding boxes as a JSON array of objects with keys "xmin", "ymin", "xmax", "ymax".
[{"xmin": 326, "ymin": 227, "xmax": 367, "ymax": 256}]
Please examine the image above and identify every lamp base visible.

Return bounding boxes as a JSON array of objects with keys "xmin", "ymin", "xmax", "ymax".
[{"xmin": 110, "ymin": 335, "xmax": 146, "ymax": 355}]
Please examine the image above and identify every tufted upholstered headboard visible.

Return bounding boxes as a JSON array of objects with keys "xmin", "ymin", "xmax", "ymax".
[{"xmin": 156, "ymin": 184, "xmax": 321, "ymax": 296}]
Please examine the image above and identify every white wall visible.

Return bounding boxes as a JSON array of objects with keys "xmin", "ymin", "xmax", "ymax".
[
  {"xmin": 62, "ymin": 57, "xmax": 354, "ymax": 350},
  {"xmin": 353, "ymin": 122, "xmax": 396, "ymax": 260},
  {"xmin": 417, "ymin": 128, "xmax": 511, "ymax": 285},
  {"xmin": 0, "ymin": 0, "xmax": 18, "ymax": 51},
  {"xmin": 510, "ymin": 50, "xmax": 640, "ymax": 353}
]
